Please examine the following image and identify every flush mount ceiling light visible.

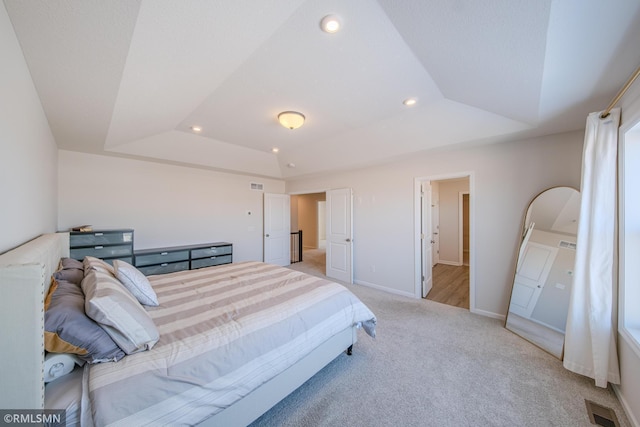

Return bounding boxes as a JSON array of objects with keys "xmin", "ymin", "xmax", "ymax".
[
  {"xmin": 271, "ymin": 147, "xmax": 279, "ymax": 153},
  {"xmin": 191, "ymin": 125, "xmax": 202, "ymax": 132},
  {"xmin": 278, "ymin": 111, "xmax": 305, "ymax": 130},
  {"xmin": 403, "ymin": 98, "xmax": 417, "ymax": 107},
  {"xmin": 320, "ymin": 14, "xmax": 341, "ymax": 33}
]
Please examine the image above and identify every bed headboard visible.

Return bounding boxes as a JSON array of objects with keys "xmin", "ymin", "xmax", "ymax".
[{"xmin": 0, "ymin": 233, "xmax": 69, "ymax": 409}]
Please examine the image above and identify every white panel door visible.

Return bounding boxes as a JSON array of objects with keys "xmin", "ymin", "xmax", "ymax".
[
  {"xmin": 263, "ymin": 193, "xmax": 290, "ymax": 266},
  {"xmin": 509, "ymin": 242, "xmax": 558, "ymax": 318},
  {"xmin": 431, "ymin": 182, "xmax": 440, "ymax": 267},
  {"xmin": 326, "ymin": 188, "xmax": 352, "ymax": 283},
  {"xmin": 422, "ymin": 182, "xmax": 433, "ymax": 297}
]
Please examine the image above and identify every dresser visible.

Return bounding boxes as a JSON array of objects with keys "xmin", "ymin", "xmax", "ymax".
[
  {"xmin": 134, "ymin": 242, "xmax": 232, "ymax": 276},
  {"xmin": 69, "ymin": 229, "xmax": 134, "ymax": 265}
]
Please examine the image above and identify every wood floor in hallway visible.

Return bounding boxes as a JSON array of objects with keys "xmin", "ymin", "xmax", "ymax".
[
  {"xmin": 427, "ymin": 264, "xmax": 469, "ymax": 309},
  {"xmin": 292, "ymin": 251, "xmax": 469, "ymax": 310}
]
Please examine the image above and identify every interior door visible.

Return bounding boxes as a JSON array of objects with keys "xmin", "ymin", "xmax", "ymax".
[
  {"xmin": 326, "ymin": 188, "xmax": 352, "ymax": 283},
  {"xmin": 431, "ymin": 182, "xmax": 440, "ymax": 266},
  {"xmin": 421, "ymin": 182, "xmax": 433, "ymax": 297},
  {"xmin": 509, "ymin": 242, "xmax": 557, "ymax": 318},
  {"xmin": 263, "ymin": 193, "xmax": 290, "ymax": 266}
]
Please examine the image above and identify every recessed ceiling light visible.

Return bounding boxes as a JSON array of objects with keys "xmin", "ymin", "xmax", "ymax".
[
  {"xmin": 403, "ymin": 98, "xmax": 417, "ymax": 107},
  {"xmin": 191, "ymin": 126, "xmax": 202, "ymax": 132},
  {"xmin": 272, "ymin": 147, "xmax": 279, "ymax": 153},
  {"xmin": 321, "ymin": 15, "xmax": 341, "ymax": 33}
]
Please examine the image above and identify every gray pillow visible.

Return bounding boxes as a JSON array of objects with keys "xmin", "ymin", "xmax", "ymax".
[
  {"xmin": 54, "ymin": 257, "xmax": 85, "ymax": 286},
  {"xmin": 113, "ymin": 260, "xmax": 159, "ymax": 306},
  {"xmin": 45, "ymin": 279, "xmax": 125, "ymax": 363},
  {"xmin": 53, "ymin": 269, "xmax": 84, "ymax": 287},
  {"xmin": 60, "ymin": 257, "xmax": 84, "ymax": 270},
  {"xmin": 82, "ymin": 269, "xmax": 159, "ymax": 355}
]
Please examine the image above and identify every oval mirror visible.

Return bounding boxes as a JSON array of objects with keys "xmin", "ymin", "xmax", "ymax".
[{"xmin": 504, "ymin": 186, "xmax": 580, "ymax": 359}]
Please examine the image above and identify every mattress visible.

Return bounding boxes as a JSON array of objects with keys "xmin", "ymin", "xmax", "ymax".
[{"xmin": 82, "ymin": 261, "xmax": 376, "ymax": 426}]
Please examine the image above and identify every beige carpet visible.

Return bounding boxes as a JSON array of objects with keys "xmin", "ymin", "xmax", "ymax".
[{"xmin": 249, "ymin": 251, "xmax": 630, "ymax": 426}]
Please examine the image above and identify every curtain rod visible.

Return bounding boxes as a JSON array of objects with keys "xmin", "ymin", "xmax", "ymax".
[{"xmin": 600, "ymin": 64, "xmax": 640, "ymax": 119}]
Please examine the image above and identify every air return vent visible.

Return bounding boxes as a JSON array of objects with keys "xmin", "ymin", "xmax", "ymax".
[
  {"xmin": 585, "ymin": 400, "xmax": 620, "ymax": 427},
  {"xmin": 559, "ymin": 240, "xmax": 577, "ymax": 250},
  {"xmin": 250, "ymin": 182, "xmax": 264, "ymax": 191}
]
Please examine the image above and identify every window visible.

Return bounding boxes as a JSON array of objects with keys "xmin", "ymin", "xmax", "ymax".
[{"xmin": 621, "ymin": 120, "xmax": 640, "ymax": 350}]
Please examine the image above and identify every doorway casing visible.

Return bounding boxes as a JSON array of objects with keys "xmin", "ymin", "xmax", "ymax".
[{"xmin": 414, "ymin": 172, "xmax": 475, "ymax": 311}]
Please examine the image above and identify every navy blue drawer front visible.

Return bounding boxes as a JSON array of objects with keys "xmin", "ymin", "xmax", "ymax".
[
  {"xmin": 191, "ymin": 255, "xmax": 232, "ymax": 269},
  {"xmin": 70, "ymin": 244, "xmax": 133, "ymax": 260},
  {"xmin": 135, "ymin": 250, "xmax": 189, "ymax": 267},
  {"xmin": 191, "ymin": 245, "xmax": 232, "ymax": 259},
  {"xmin": 133, "ymin": 241, "xmax": 232, "ymax": 275},
  {"xmin": 137, "ymin": 261, "xmax": 189, "ymax": 276},
  {"xmin": 70, "ymin": 230, "xmax": 133, "ymax": 246}
]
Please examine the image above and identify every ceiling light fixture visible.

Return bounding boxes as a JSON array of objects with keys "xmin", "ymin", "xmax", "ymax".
[
  {"xmin": 191, "ymin": 126, "xmax": 202, "ymax": 132},
  {"xmin": 403, "ymin": 98, "xmax": 417, "ymax": 106},
  {"xmin": 278, "ymin": 111, "xmax": 305, "ymax": 130},
  {"xmin": 320, "ymin": 14, "xmax": 341, "ymax": 33},
  {"xmin": 271, "ymin": 147, "xmax": 279, "ymax": 153}
]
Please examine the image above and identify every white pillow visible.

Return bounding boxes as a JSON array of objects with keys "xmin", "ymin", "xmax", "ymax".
[{"xmin": 113, "ymin": 260, "xmax": 159, "ymax": 306}]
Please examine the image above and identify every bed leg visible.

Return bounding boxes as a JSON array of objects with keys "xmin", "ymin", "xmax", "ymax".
[{"xmin": 346, "ymin": 345, "xmax": 353, "ymax": 356}]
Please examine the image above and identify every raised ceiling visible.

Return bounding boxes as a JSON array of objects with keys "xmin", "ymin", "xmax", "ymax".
[{"xmin": 5, "ymin": 0, "xmax": 640, "ymax": 179}]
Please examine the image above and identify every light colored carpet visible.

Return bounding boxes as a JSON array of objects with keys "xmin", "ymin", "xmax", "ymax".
[{"xmin": 249, "ymin": 251, "xmax": 630, "ymax": 427}]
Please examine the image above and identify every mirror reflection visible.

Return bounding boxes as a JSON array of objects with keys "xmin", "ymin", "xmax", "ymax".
[{"xmin": 505, "ymin": 186, "xmax": 580, "ymax": 359}]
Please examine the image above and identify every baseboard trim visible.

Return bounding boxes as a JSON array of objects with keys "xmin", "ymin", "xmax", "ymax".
[
  {"xmin": 436, "ymin": 260, "xmax": 462, "ymax": 266},
  {"xmin": 471, "ymin": 307, "xmax": 506, "ymax": 321},
  {"xmin": 353, "ymin": 279, "xmax": 417, "ymax": 299},
  {"xmin": 612, "ymin": 383, "xmax": 639, "ymax": 427}
]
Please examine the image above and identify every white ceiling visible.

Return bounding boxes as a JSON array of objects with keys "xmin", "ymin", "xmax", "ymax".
[{"xmin": 5, "ymin": 0, "xmax": 640, "ymax": 179}]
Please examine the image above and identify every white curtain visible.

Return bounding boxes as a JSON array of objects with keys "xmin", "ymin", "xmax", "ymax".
[{"xmin": 563, "ymin": 108, "xmax": 620, "ymax": 387}]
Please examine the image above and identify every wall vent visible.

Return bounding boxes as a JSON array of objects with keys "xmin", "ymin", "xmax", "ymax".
[
  {"xmin": 250, "ymin": 182, "xmax": 264, "ymax": 191},
  {"xmin": 559, "ymin": 240, "xmax": 577, "ymax": 250},
  {"xmin": 585, "ymin": 400, "xmax": 620, "ymax": 427}
]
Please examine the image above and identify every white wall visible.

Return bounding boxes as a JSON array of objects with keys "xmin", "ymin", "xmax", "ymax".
[
  {"xmin": 0, "ymin": 5, "xmax": 58, "ymax": 253},
  {"xmin": 58, "ymin": 150, "xmax": 285, "ymax": 262},
  {"xmin": 286, "ymin": 131, "xmax": 583, "ymax": 316},
  {"xmin": 296, "ymin": 193, "xmax": 326, "ymax": 249},
  {"xmin": 437, "ymin": 179, "xmax": 469, "ymax": 264}
]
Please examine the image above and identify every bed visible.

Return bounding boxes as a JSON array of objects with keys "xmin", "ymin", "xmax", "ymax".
[{"xmin": 0, "ymin": 232, "xmax": 376, "ymax": 426}]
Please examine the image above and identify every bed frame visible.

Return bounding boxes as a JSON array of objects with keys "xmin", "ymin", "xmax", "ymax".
[
  {"xmin": 0, "ymin": 232, "xmax": 69, "ymax": 409},
  {"xmin": 0, "ymin": 232, "xmax": 357, "ymax": 425}
]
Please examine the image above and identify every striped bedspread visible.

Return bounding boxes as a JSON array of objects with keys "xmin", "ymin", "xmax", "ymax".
[{"xmin": 83, "ymin": 261, "xmax": 376, "ymax": 426}]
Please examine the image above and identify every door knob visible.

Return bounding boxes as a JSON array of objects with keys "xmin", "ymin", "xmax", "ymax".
[
  {"xmin": 265, "ymin": 234, "xmax": 270, "ymax": 237},
  {"xmin": 346, "ymin": 238, "xmax": 351, "ymax": 242}
]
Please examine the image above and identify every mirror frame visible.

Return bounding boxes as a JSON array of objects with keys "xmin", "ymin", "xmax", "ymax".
[{"xmin": 504, "ymin": 186, "xmax": 580, "ymax": 359}]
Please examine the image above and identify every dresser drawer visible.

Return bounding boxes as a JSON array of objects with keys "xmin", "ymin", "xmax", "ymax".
[
  {"xmin": 70, "ymin": 231, "xmax": 133, "ymax": 246},
  {"xmin": 191, "ymin": 245, "xmax": 232, "ymax": 259},
  {"xmin": 103, "ymin": 257, "xmax": 133, "ymax": 266},
  {"xmin": 191, "ymin": 255, "xmax": 232, "ymax": 269},
  {"xmin": 70, "ymin": 244, "xmax": 133, "ymax": 260},
  {"xmin": 137, "ymin": 261, "xmax": 189, "ymax": 276},
  {"xmin": 135, "ymin": 250, "xmax": 189, "ymax": 267}
]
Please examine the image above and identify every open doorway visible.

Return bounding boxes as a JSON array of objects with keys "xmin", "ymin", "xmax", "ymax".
[
  {"xmin": 415, "ymin": 174, "xmax": 473, "ymax": 310},
  {"xmin": 290, "ymin": 192, "xmax": 326, "ymax": 277}
]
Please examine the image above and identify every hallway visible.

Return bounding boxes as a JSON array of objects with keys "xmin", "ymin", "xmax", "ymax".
[{"xmin": 426, "ymin": 264, "xmax": 469, "ymax": 309}]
